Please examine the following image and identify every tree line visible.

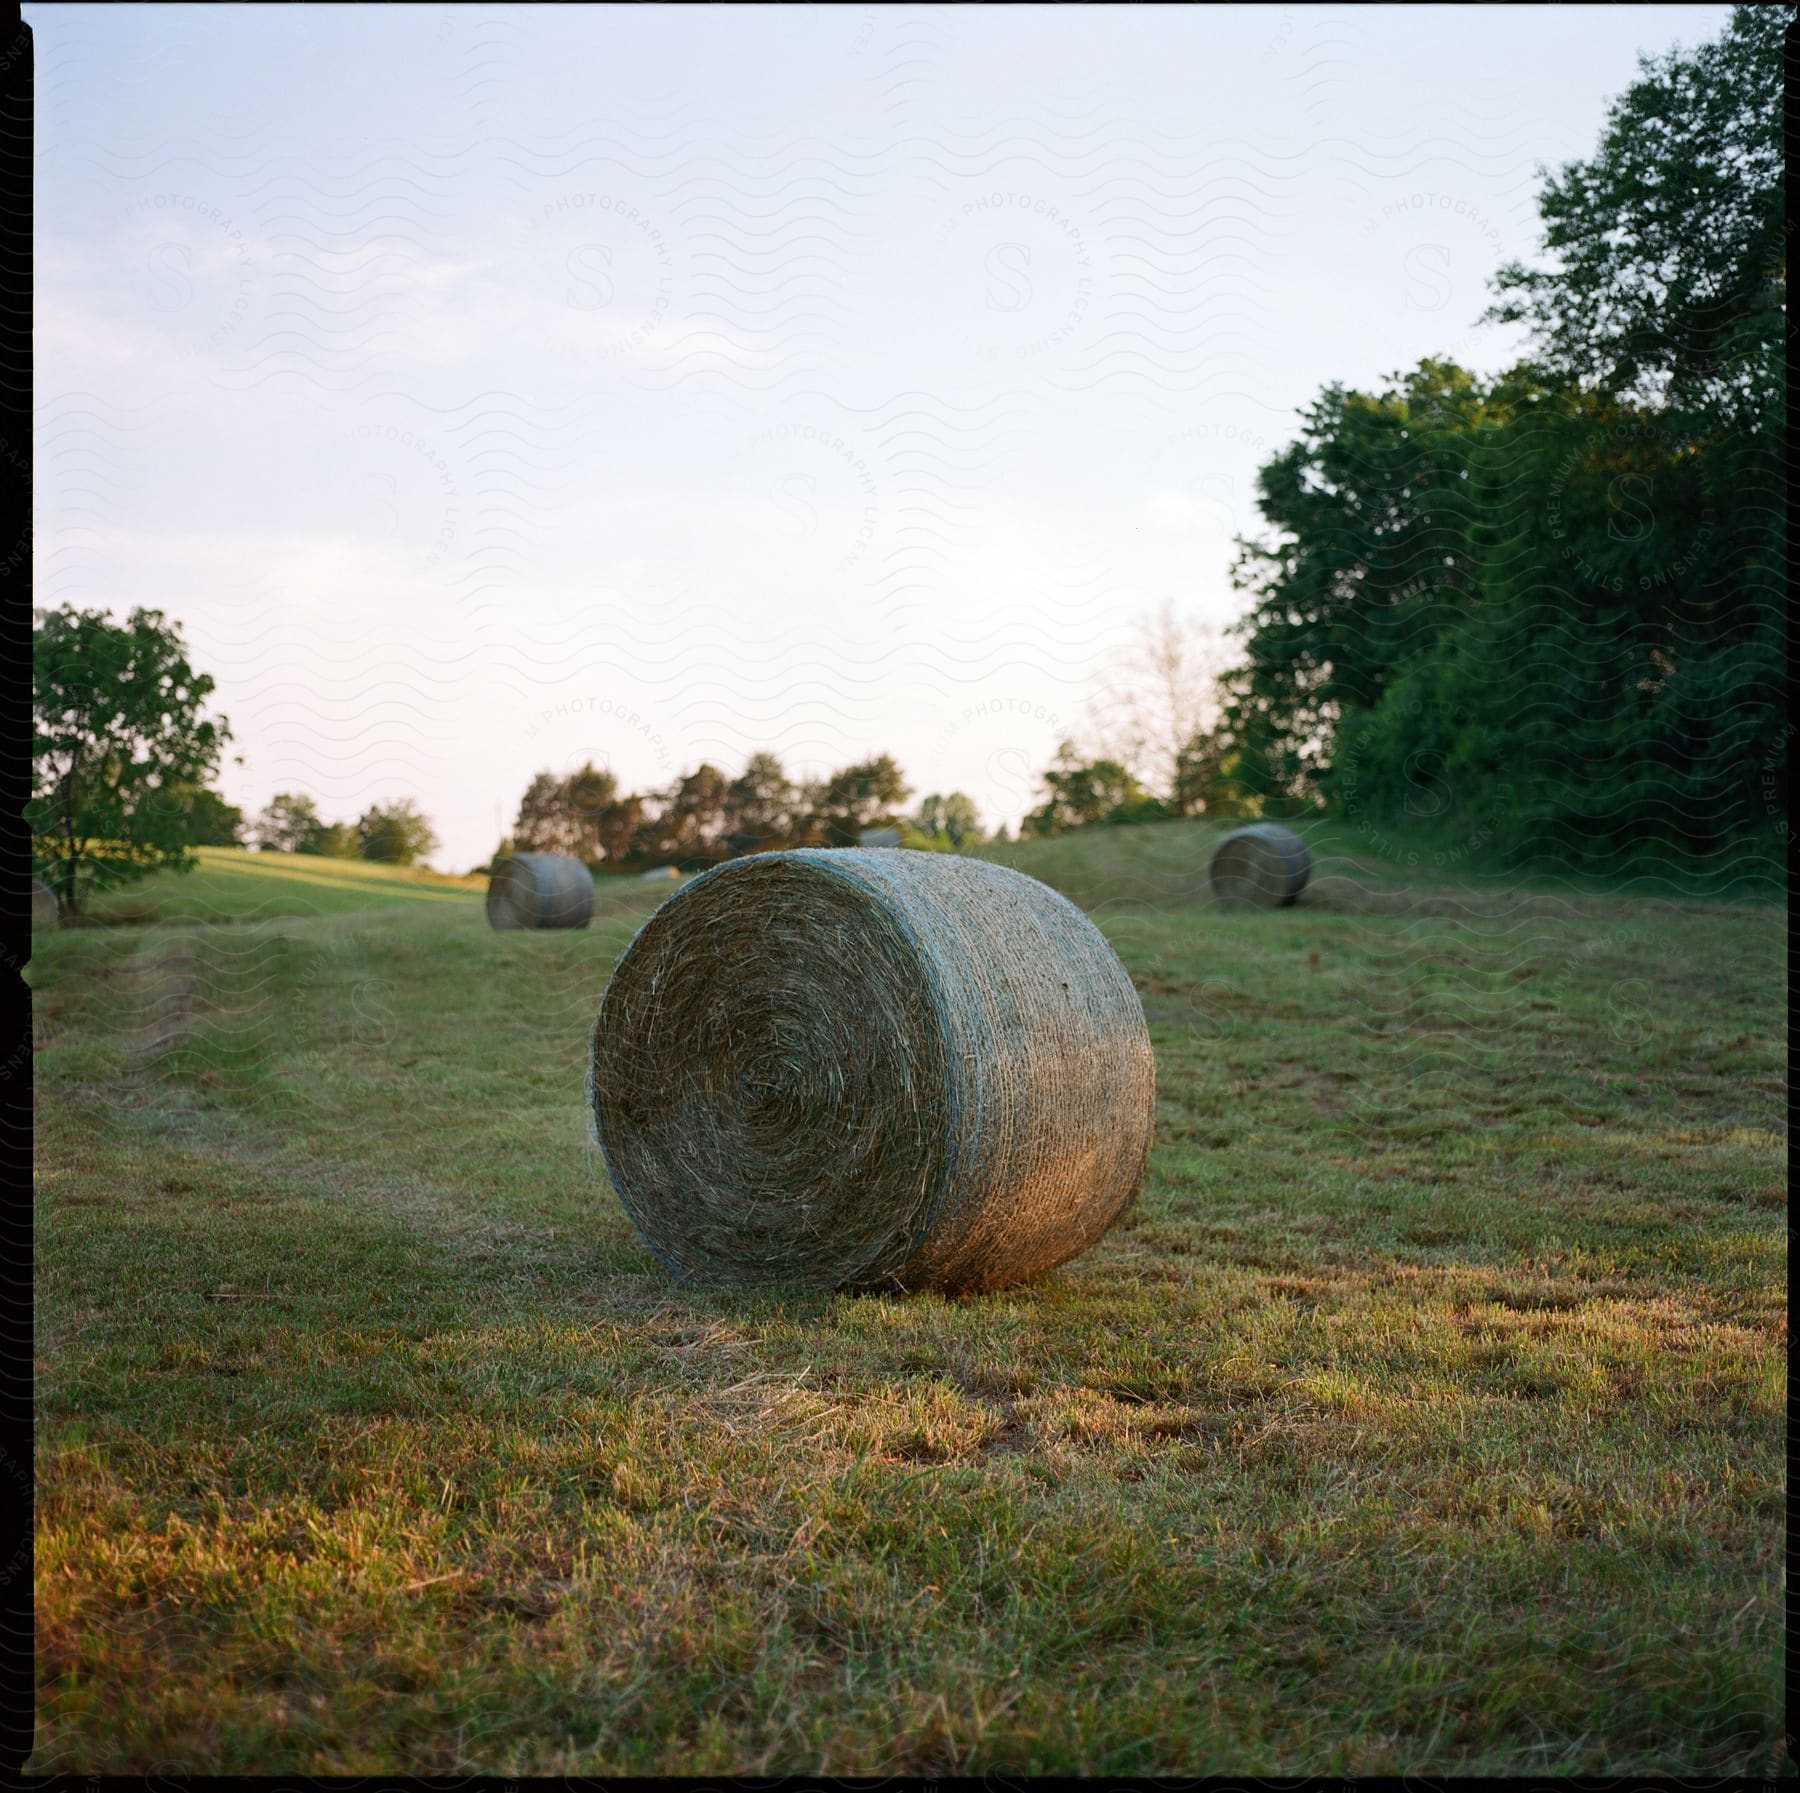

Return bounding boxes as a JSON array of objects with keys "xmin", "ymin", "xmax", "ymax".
[{"xmin": 501, "ymin": 753, "xmax": 986, "ymax": 872}]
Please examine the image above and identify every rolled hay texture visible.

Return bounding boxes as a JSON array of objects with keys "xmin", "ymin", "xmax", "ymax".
[
  {"xmin": 1208, "ymin": 823, "xmax": 1312, "ymax": 908},
  {"xmin": 589, "ymin": 848, "xmax": 1155, "ymax": 1294},
  {"xmin": 486, "ymin": 852, "xmax": 595, "ymax": 931},
  {"xmin": 31, "ymin": 877, "xmax": 60, "ymax": 929}
]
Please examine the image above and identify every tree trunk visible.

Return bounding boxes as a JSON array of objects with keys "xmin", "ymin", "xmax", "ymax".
[{"xmin": 60, "ymin": 765, "xmax": 80, "ymax": 917}]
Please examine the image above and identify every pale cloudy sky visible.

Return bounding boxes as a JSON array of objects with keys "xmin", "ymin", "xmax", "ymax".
[{"xmin": 32, "ymin": 3, "xmax": 1731, "ymax": 868}]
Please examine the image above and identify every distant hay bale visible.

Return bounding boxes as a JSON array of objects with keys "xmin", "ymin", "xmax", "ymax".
[
  {"xmin": 31, "ymin": 877, "xmax": 59, "ymax": 930},
  {"xmin": 589, "ymin": 848, "xmax": 1155, "ymax": 1294},
  {"xmin": 640, "ymin": 866, "xmax": 681, "ymax": 881},
  {"xmin": 1208, "ymin": 822, "xmax": 1312, "ymax": 908},
  {"xmin": 485, "ymin": 852, "xmax": 594, "ymax": 931},
  {"xmin": 857, "ymin": 826, "xmax": 900, "ymax": 848}
]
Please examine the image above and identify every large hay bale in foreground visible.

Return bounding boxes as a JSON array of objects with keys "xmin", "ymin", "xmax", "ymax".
[
  {"xmin": 31, "ymin": 877, "xmax": 60, "ymax": 930},
  {"xmin": 589, "ymin": 848, "xmax": 1155, "ymax": 1294},
  {"xmin": 486, "ymin": 852, "xmax": 594, "ymax": 931},
  {"xmin": 1208, "ymin": 822, "xmax": 1312, "ymax": 908}
]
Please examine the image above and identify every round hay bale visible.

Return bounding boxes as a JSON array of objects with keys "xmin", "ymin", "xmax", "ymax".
[
  {"xmin": 1208, "ymin": 822, "xmax": 1311, "ymax": 908},
  {"xmin": 31, "ymin": 876, "xmax": 60, "ymax": 930},
  {"xmin": 589, "ymin": 848, "xmax": 1155, "ymax": 1294},
  {"xmin": 485, "ymin": 852, "xmax": 594, "ymax": 931}
]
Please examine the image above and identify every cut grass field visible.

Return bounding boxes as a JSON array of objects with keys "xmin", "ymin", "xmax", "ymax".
[{"xmin": 30, "ymin": 828, "xmax": 1787, "ymax": 1775}]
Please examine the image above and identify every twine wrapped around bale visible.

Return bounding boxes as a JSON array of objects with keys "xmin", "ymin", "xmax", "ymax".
[
  {"xmin": 1208, "ymin": 823, "xmax": 1312, "ymax": 908},
  {"xmin": 588, "ymin": 848, "xmax": 1155, "ymax": 1294},
  {"xmin": 486, "ymin": 852, "xmax": 594, "ymax": 931},
  {"xmin": 31, "ymin": 877, "xmax": 60, "ymax": 930}
]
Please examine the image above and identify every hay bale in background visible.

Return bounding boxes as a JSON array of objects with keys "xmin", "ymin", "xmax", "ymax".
[
  {"xmin": 640, "ymin": 866, "xmax": 681, "ymax": 881},
  {"xmin": 31, "ymin": 877, "xmax": 60, "ymax": 930},
  {"xmin": 857, "ymin": 826, "xmax": 900, "ymax": 848},
  {"xmin": 486, "ymin": 852, "xmax": 594, "ymax": 931},
  {"xmin": 590, "ymin": 848, "xmax": 1155, "ymax": 1294},
  {"xmin": 1208, "ymin": 822, "xmax": 1312, "ymax": 908}
]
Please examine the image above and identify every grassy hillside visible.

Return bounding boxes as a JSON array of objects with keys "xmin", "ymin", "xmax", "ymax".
[
  {"xmin": 79, "ymin": 847, "xmax": 490, "ymax": 924},
  {"xmin": 30, "ymin": 822, "xmax": 1787, "ymax": 1775}
]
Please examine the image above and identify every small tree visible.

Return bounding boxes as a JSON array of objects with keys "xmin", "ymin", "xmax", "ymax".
[
  {"xmin": 255, "ymin": 791, "xmax": 325, "ymax": 853},
  {"xmin": 314, "ymin": 820, "xmax": 361, "ymax": 859},
  {"xmin": 31, "ymin": 605, "xmax": 232, "ymax": 915},
  {"xmin": 912, "ymin": 791, "xmax": 984, "ymax": 849},
  {"xmin": 357, "ymin": 799, "xmax": 438, "ymax": 867}
]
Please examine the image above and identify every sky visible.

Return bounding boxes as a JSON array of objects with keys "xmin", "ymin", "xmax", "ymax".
[{"xmin": 32, "ymin": 3, "xmax": 1734, "ymax": 869}]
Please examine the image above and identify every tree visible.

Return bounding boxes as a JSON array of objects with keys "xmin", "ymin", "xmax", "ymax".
[
  {"xmin": 1090, "ymin": 599, "xmax": 1221, "ymax": 808},
  {"xmin": 912, "ymin": 791, "xmax": 984, "ymax": 848},
  {"xmin": 1224, "ymin": 358, "xmax": 1496, "ymax": 805},
  {"xmin": 513, "ymin": 770, "xmax": 583, "ymax": 857},
  {"xmin": 662, "ymin": 764, "xmax": 731, "ymax": 863},
  {"xmin": 357, "ymin": 799, "xmax": 438, "ymax": 866},
  {"xmin": 511, "ymin": 762, "xmax": 619, "ymax": 860},
  {"xmin": 593, "ymin": 795, "xmax": 644, "ymax": 866},
  {"xmin": 31, "ymin": 605, "xmax": 232, "ymax": 916},
  {"xmin": 1171, "ymin": 728, "xmax": 1249, "ymax": 819},
  {"xmin": 180, "ymin": 787, "xmax": 245, "ymax": 847},
  {"xmin": 725, "ymin": 752, "xmax": 796, "ymax": 854},
  {"xmin": 566, "ymin": 762, "xmax": 619, "ymax": 859},
  {"xmin": 806, "ymin": 754, "xmax": 912, "ymax": 847},
  {"xmin": 1024, "ymin": 741, "xmax": 1160, "ymax": 836},
  {"xmin": 1486, "ymin": 4, "xmax": 1783, "ymax": 430},
  {"xmin": 314, "ymin": 821, "xmax": 361, "ymax": 859},
  {"xmin": 255, "ymin": 791, "xmax": 326, "ymax": 853}
]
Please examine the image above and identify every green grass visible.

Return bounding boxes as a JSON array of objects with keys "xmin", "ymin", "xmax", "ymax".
[
  {"xmin": 80, "ymin": 847, "xmax": 491, "ymax": 924},
  {"xmin": 30, "ymin": 823, "xmax": 1787, "ymax": 1774}
]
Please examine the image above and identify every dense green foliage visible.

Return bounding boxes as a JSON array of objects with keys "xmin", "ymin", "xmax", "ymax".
[
  {"xmin": 30, "ymin": 606, "xmax": 233, "ymax": 915},
  {"xmin": 177, "ymin": 786, "xmax": 246, "ymax": 847},
  {"xmin": 1221, "ymin": 5, "xmax": 1784, "ymax": 870}
]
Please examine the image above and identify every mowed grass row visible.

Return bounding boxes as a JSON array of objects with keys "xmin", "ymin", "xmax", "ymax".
[{"xmin": 30, "ymin": 827, "xmax": 1787, "ymax": 1775}]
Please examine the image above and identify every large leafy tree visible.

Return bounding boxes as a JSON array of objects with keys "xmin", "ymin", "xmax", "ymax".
[
  {"xmin": 1223, "ymin": 359, "xmax": 1497, "ymax": 802},
  {"xmin": 31, "ymin": 605, "xmax": 232, "ymax": 915},
  {"xmin": 1486, "ymin": 3, "xmax": 1784, "ymax": 429}
]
